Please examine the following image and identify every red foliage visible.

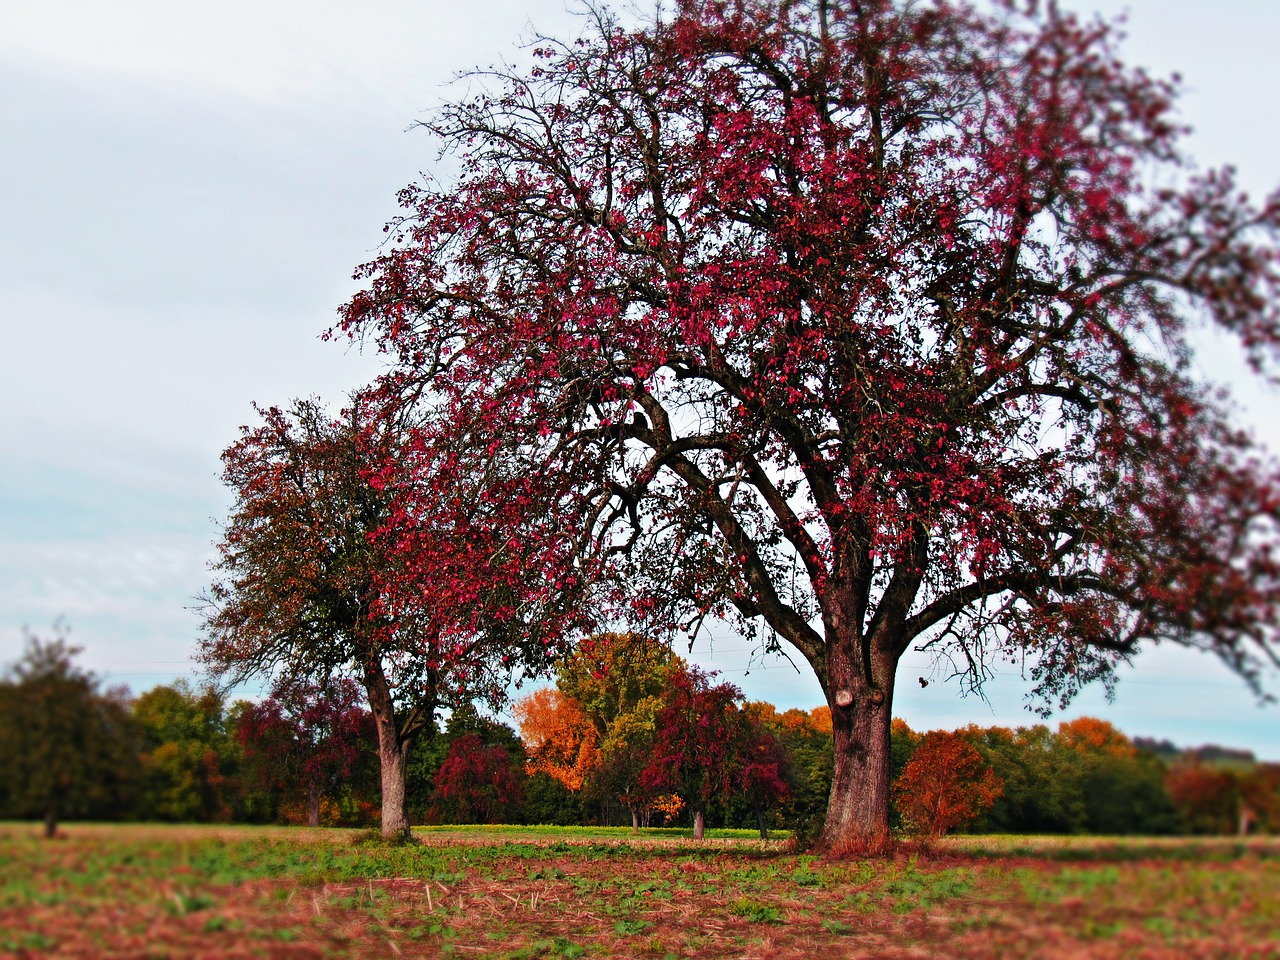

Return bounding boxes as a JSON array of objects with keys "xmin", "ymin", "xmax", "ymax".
[
  {"xmin": 1165, "ymin": 762, "xmax": 1240, "ymax": 835},
  {"xmin": 237, "ymin": 678, "xmax": 372, "ymax": 825},
  {"xmin": 640, "ymin": 668, "xmax": 746, "ymax": 822},
  {"xmin": 339, "ymin": 0, "xmax": 1280, "ymax": 844},
  {"xmin": 430, "ymin": 733, "xmax": 522, "ymax": 824},
  {"xmin": 737, "ymin": 720, "xmax": 790, "ymax": 835},
  {"xmin": 892, "ymin": 730, "xmax": 1002, "ymax": 837}
]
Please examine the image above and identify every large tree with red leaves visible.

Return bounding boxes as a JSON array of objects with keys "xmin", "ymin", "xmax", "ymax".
[{"xmin": 339, "ymin": 0, "xmax": 1280, "ymax": 847}]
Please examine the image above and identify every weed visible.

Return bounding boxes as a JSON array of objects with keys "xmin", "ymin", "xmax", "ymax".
[
  {"xmin": 527, "ymin": 866, "xmax": 566, "ymax": 880},
  {"xmin": 730, "ymin": 896, "xmax": 784, "ymax": 924},
  {"xmin": 168, "ymin": 890, "xmax": 216, "ymax": 915},
  {"xmin": 508, "ymin": 937, "xmax": 586, "ymax": 958},
  {"xmin": 1142, "ymin": 916, "xmax": 1178, "ymax": 939},
  {"xmin": 615, "ymin": 918, "xmax": 655, "ymax": 935},
  {"xmin": 0, "ymin": 932, "xmax": 57, "ymax": 951}
]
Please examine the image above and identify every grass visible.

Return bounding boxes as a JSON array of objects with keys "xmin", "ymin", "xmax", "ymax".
[{"xmin": 1, "ymin": 822, "xmax": 1277, "ymax": 958}]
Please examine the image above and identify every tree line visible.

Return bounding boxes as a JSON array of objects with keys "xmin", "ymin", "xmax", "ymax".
[{"xmin": 3, "ymin": 626, "xmax": 1275, "ymax": 840}]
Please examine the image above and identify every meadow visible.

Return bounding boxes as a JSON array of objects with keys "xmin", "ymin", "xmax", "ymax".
[{"xmin": 2, "ymin": 823, "xmax": 1277, "ymax": 958}]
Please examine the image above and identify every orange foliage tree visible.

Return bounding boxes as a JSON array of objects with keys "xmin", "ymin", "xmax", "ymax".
[
  {"xmin": 1057, "ymin": 717, "xmax": 1136, "ymax": 758},
  {"xmin": 892, "ymin": 730, "xmax": 1002, "ymax": 837},
  {"xmin": 513, "ymin": 688, "xmax": 599, "ymax": 791}
]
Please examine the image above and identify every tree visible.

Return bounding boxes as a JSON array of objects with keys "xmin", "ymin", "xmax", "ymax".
[
  {"xmin": 0, "ymin": 624, "xmax": 140, "ymax": 837},
  {"xmin": 591, "ymin": 703, "xmax": 664, "ymax": 831},
  {"xmin": 892, "ymin": 730, "xmax": 1002, "ymax": 837},
  {"xmin": 133, "ymin": 680, "xmax": 240, "ymax": 823},
  {"xmin": 429, "ymin": 733, "xmax": 523, "ymax": 824},
  {"xmin": 640, "ymin": 667, "xmax": 745, "ymax": 839},
  {"xmin": 542, "ymin": 632, "xmax": 685, "ymax": 829},
  {"xmin": 200, "ymin": 397, "xmax": 571, "ymax": 838},
  {"xmin": 555, "ymin": 633, "xmax": 684, "ymax": 740},
  {"xmin": 1166, "ymin": 761, "xmax": 1240, "ymax": 835},
  {"xmin": 736, "ymin": 714, "xmax": 790, "ymax": 839},
  {"xmin": 514, "ymin": 687, "xmax": 600, "ymax": 792},
  {"xmin": 965, "ymin": 723, "xmax": 1087, "ymax": 834},
  {"xmin": 236, "ymin": 678, "xmax": 374, "ymax": 826},
  {"xmin": 1240, "ymin": 765, "xmax": 1280, "ymax": 835},
  {"xmin": 339, "ymin": 0, "xmax": 1280, "ymax": 848}
]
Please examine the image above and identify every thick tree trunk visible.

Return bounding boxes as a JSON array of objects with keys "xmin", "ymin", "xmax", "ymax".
[
  {"xmin": 692, "ymin": 809, "xmax": 705, "ymax": 840},
  {"xmin": 43, "ymin": 806, "xmax": 57, "ymax": 840},
  {"xmin": 363, "ymin": 661, "xmax": 410, "ymax": 840},
  {"xmin": 630, "ymin": 805, "xmax": 640, "ymax": 835},
  {"xmin": 819, "ymin": 633, "xmax": 898, "ymax": 853},
  {"xmin": 307, "ymin": 780, "xmax": 321, "ymax": 828},
  {"xmin": 755, "ymin": 805, "xmax": 769, "ymax": 840}
]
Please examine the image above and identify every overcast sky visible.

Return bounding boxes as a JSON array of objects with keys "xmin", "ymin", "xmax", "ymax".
[{"xmin": 2, "ymin": 0, "xmax": 1277, "ymax": 758}]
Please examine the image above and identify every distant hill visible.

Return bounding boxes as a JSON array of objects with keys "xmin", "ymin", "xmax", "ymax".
[{"xmin": 1134, "ymin": 737, "xmax": 1257, "ymax": 768}]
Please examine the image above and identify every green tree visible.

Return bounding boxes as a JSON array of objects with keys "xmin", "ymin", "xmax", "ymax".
[
  {"xmin": 132, "ymin": 680, "xmax": 240, "ymax": 823},
  {"xmin": 966, "ymin": 725, "xmax": 1087, "ymax": 835},
  {"xmin": 555, "ymin": 633, "xmax": 682, "ymax": 738},
  {"xmin": 1057, "ymin": 719, "xmax": 1177, "ymax": 835},
  {"xmin": 0, "ymin": 624, "xmax": 140, "ymax": 837}
]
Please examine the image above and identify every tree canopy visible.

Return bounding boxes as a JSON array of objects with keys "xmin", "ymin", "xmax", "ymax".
[
  {"xmin": 338, "ymin": 0, "xmax": 1280, "ymax": 846},
  {"xmin": 199, "ymin": 397, "xmax": 570, "ymax": 836},
  {"xmin": 0, "ymin": 624, "xmax": 140, "ymax": 837}
]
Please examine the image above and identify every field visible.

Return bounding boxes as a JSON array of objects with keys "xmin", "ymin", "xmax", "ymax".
[{"xmin": 2, "ymin": 824, "xmax": 1277, "ymax": 958}]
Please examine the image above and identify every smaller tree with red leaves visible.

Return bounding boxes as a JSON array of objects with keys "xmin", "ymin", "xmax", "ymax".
[
  {"xmin": 1165, "ymin": 762, "xmax": 1241, "ymax": 835},
  {"xmin": 429, "ymin": 733, "xmax": 522, "ymax": 824},
  {"xmin": 892, "ymin": 730, "xmax": 1002, "ymax": 837},
  {"xmin": 1240, "ymin": 765, "xmax": 1280, "ymax": 835},
  {"xmin": 201, "ymin": 395, "xmax": 579, "ymax": 838},
  {"xmin": 237, "ymin": 678, "xmax": 373, "ymax": 826},
  {"xmin": 737, "ymin": 718, "xmax": 790, "ymax": 840},
  {"xmin": 640, "ymin": 667, "xmax": 745, "ymax": 839}
]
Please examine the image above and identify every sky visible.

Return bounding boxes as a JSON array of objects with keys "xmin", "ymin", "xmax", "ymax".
[{"xmin": 2, "ymin": 0, "xmax": 1277, "ymax": 759}]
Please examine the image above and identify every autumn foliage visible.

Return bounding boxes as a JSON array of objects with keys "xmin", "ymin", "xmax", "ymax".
[
  {"xmin": 338, "ymin": 0, "xmax": 1280, "ymax": 846},
  {"xmin": 429, "ymin": 733, "xmax": 522, "ymax": 825},
  {"xmin": 236, "ymin": 679, "xmax": 373, "ymax": 827},
  {"xmin": 892, "ymin": 730, "xmax": 1003, "ymax": 837},
  {"xmin": 515, "ymin": 634, "xmax": 787, "ymax": 836},
  {"xmin": 512, "ymin": 688, "xmax": 598, "ymax": 792}
]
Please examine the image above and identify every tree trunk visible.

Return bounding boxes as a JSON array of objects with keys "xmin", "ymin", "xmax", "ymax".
[
  {"xmin": 630, "ymin": 805, "xmax": 640, "ymax": 835},
  {"xmin": 363, "ymin": 661, "xmax": 410, "ymax": 840},
  {"xmin": 1239, "ymin": 805, "xmax": 1256, "ymax": 836},
  {"xmin": 755, "ymin": 804, "xmax": 769, "ymax": 840},
  {"xmin": 692, "ymin": 809, "xmax": 705, "ymax": 840},
  {"xmin": 819, "ymin": 635, "xmax": 898, "ymax": 853},
  {"xmin": 43, "ymin": 806, "xmax": 57, "ymax": 840},
  {"xmin": 307, "ymin": 779, "xmax": 321, "ymax": 828}
]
